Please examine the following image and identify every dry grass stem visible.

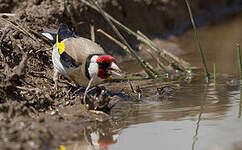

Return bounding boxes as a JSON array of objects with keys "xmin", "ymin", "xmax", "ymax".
[
  {"xmin": 82, "ymin": 0, "xmax": 190, "ymax": 73},
  {"xmin": 89, "ymin": 0, "xmax": 155, "ymax": 78},
  {"xmin": 90, "ymin": 24, "xmax": 95, "ymax": 42}
]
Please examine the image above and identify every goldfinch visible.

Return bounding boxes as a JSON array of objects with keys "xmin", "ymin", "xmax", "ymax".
[{"xmin": 41, "ymin": 23, "xmax": 121, "ymax": 89}]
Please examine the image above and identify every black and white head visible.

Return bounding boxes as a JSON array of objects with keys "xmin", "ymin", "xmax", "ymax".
[{"xmin": 86, "ymin": 54, "xmax": 121, "ymax": 80}]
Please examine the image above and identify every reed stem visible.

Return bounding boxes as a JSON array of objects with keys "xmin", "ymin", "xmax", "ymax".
[
  {"xmin": 81, "ymin": 0, "xmax": 190, "ymax": 72},
  {"xmin": 237, "ymin": 44, "xmax": 242, "ymax": 80},
  {"xmin": 137, "ymin": 30, "xmax": 168, "ymax": 72},
  {"xmin": 97, "ymin": 29, "xmax": 128, "ymax": 53},
  {"xmin": 89, "ymin": 0, "xmax": 155, "ymax": 78},
  {"xmin": 185, "ymin": 0, "xmax": 210, "ymax": 81},
  {"xmin": 97, "ymin": 29, "xmax": 163, "ymax": 76}
]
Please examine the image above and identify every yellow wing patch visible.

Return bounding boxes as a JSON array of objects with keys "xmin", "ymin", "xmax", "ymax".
[
  {"xmin": 59, "ymin": 145, "xmax": 66, "ymax": 150},
  {"xmin": 56, "ymin": 34, "xmax": 65, "ymax": 55}
]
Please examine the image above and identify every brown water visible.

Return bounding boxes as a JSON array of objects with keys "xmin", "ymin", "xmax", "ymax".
[{"xmin": 64, "ymin": 13, "xmax": 242, "ymax": 150}]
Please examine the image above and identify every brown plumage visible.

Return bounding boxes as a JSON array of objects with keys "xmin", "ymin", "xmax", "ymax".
[{"xmin": 41, "ymin": 24, "xmax": 121, "ymax": 89}]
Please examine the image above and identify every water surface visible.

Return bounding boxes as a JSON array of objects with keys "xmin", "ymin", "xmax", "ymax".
[
  {"xmin": 65, "ymin": 12, "xmax": 242, "ymax": 150},
  {"xmin": 109, "ymin": 12, "xmax": 242, "ymax": 150}
]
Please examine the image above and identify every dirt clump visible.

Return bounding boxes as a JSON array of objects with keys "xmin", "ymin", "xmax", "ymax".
[{"xmin": 0, "ymin": 17, "xmax": 118, "ymax": 150}]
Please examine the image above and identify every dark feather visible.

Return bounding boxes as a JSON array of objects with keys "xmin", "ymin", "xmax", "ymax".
[
  {"xmin": 40, "ymin": 24, "xmax": 80, "ymax": 44},
  {"xmin": 60, "ymin": 52, "xmax": 82, "ymax": 69},
  {"xmin": 57, "ymin": 24, "xmax": 74, "ymax": 42}
]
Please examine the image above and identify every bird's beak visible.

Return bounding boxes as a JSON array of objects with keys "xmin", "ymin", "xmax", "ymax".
[{"xmin": 109, "ymin": 62, "xmax": 122, "ymax": 77}]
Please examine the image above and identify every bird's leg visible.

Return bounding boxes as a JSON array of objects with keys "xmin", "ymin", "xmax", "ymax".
[
  {"xmin": 83, "ymin": 76, "xmax": 94, "ymax": 106},
  {"xmin": 53, "ymin": 71, "xmax": 60, "ymax": 90}
]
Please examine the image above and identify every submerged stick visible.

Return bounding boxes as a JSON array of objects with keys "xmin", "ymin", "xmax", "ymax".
[
  {"xmin": 237, "ymin": 44, "xmax": 242, "ymax": 80},
  {"xmin": 81, "ymin": 0, "xmax": 190, "ymax": 72},
  {"xmin": 185, "ymin": 0, "xmax": 210, "ymax": 81},
  {"xmin": 89, "ymin": 0, "xmax": 155, "ymax": 78}
]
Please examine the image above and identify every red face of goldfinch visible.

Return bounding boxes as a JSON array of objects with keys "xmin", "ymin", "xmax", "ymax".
[{"xmin": 96, "ymin": 55, "xmax": 121, "ymax": 79}]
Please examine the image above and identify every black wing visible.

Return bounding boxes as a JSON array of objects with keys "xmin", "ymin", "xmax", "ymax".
[
  {"xmin": 60, "ymin": 52, "xmax": 82, "ymax": 69},
  {"xmin": 57, "ymin": 23, "xmax": 74, "ymax": 42},
  {"xmin": 58, "ymin": 24, "xmax": 82, "ymax": 69},
  {"xmin": 40, "ymin": 24, "xmax": 80, "ymax": 44}
]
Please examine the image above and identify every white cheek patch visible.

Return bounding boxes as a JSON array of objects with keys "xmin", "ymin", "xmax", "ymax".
[
  {"xmin": 41, "ymin": 32, "xmax": 54, "ymax": 41},
  {"xmin": 88, "ymin": 55, "xmax": 99, "ymax": 77}
]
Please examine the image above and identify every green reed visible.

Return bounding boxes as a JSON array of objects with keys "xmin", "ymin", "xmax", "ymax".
[
  {"xmin": 237, "ymin": 44, "xmax": 242, "ymax": 80},
  {"xmin": 185, "ymin": 0, "xmax": 210, "ymax": 81}
]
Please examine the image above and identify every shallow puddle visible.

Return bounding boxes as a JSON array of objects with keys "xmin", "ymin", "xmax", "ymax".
[{"xmin": 63, "ymin": 13, "xmax": 242, "ymax": 150}]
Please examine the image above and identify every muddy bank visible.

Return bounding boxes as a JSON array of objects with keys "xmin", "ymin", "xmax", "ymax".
[
  {"xmin": 0, "ymin": 0, "xmax": 242, "ymax": 150},
  {"xmin": 1, "ymin": 0, "xmax": 241, "ymax": 55}
]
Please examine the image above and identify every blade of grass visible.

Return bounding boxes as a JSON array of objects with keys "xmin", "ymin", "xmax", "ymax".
[
  {"xmin": 185, "ymin": 0, "xmax": 210, "ymax": 81},
  {"xmin": 237, "ymin": 44, "xmax": 242, "ymax": 80},
  {"xmin": 89, "ymin": 0, "xmax": 155, "ymax": 78}
]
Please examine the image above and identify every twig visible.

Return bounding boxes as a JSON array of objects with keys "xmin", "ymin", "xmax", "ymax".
[
  {"xmin": 97, "ymin": 29, "xmax": 129, "ymax": 54},
  {"xmin": 137, "ymin": 30, "xmax": 168, "ymax": 72},
  {"xmin": 0, "ymin": 13, "xmax": 16, "ymax": 17},
  {"xmin": 97, "ymin": 29, "xmax": 162, "ymax": 76},
  {"xmin": 16, "ymin": 86, "xmax": 41, "ymax": 93},
  {"xmin": 142, "ymin": 59, "xmax": 163, "ymax": 76},
  {"xmin": 81, "ymin": 0, "xmax": 190, "ymax": 72},
  {"xmin": 89, "ymin": 0, "xmax": 155, "ymax": 78},
  {"xmin": 185, "ymin": 0, "xmax": 210, "ymax": 81},
  {"xmin": 105, "ymin": 77, "xmax": 150, "ymax": 82},
  {"xmin": 128, "ymin": 81, "xmax": 135, "ymax": 93},
  {"xmin": 90, "ymin": 24, "xmax": 95, "ymax": 42}
]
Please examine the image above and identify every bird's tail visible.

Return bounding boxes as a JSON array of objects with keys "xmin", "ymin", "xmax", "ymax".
[
  {"xmin": 39, "ymin": 30, "xmax": 57, "ymax": 45},
  {"xmin": 40, "ymin": 23, "xmax": 79, "ymax": 45}
]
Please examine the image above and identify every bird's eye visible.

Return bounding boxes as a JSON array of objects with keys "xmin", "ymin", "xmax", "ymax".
[{"xmin": 98, "ymin": 62, "xmax": 110, "ymax": 69}]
